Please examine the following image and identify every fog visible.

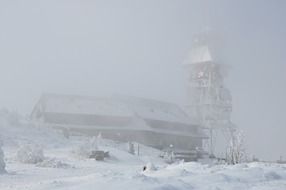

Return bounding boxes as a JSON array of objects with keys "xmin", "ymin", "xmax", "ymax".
[{"xmin": 0, "ymin": 0, "xmax": 285, "ymax": 161}]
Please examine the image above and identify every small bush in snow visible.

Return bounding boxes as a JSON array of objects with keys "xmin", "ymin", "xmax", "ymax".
[
  {"xmin": 71, "ymin": 136, "xmax": 99, "ymax": 159},
  {"xmin": 16, "ymin": 144, "xmax": 44, "ymax": 164},
  {"xmin": 72, "ymin": 144, "xmax": 91, "ymax": 159},
  {"xmin": 226, "ymin": 129, "xmax": 246, "ymax": 165},
  {"xmin": 0, "ymin": 143, "xmax": 6, "ymax": 174}
]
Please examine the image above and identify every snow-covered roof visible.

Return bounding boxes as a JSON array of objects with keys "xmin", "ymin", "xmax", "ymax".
[
  {"xmin": 183, "ymin": 45, "xmax": 213, "ymax": 65},
  {"xmin": 114, "ymin": 95, "xmax": 193, "ymax": 124},
  {"xmin": 38, "ymin": 94, "xmax": 133, "ymax": 117},
  {"xmin": 33, "ymin": 94, "xmax": 195, "ymax": 124}
]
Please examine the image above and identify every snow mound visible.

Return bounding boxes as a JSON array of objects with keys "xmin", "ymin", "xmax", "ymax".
[
  {"xmin": 16, "ymin": 144, "xmax": 44, "ymax": 164},
  {"xmin": 36, "ymin": 158, "xmax": 72, "ymax": 169}
]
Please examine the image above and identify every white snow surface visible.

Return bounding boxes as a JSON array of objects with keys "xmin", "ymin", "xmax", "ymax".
[{"xmin": 1, "ymin": 116, "xmax": 286, "ymax": 189}]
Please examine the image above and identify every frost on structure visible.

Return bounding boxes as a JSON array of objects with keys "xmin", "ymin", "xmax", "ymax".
[{"xmin": 183, "ymin": 32, "xmax": 234, "ymax": 153}]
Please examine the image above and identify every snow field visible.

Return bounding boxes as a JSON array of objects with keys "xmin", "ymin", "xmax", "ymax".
[{"xmin": 0, "ymin": 114, "xmax": 286, "ymax": 190}]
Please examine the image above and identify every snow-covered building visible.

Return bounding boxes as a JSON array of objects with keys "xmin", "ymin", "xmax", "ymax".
[{"xmin": 31, "ymin": 94, "xmax": 206, "ymax": 151}]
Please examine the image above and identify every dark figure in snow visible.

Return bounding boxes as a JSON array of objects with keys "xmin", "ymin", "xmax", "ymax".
[{"xmin": 143, "ymin": 166, "xmax": 147, "ymax": 171}]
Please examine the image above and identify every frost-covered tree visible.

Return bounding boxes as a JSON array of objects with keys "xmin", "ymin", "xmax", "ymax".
[
  {"xmin": 72, "ymin": 136, "xmax": 99, "ymax": 159},
  {"xmin": 90, "ymin": 136, "xmax": 99, "ymax": 151},
  {"xmin": 226, "ymin": 129, "xmax": 246, "ymax": 165},
  {"xmin": 16, "ymin": 144, "xmax": 44, "ymax": 164},
  {"xmin": 0, "ymin": 141, "xmax": 6, "ymax": 174},
  {"xmin": 96, "ymin": 133, "xmax": 102, "ymax": 148}
]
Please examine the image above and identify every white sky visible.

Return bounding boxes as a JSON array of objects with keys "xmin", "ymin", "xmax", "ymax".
[{"xmin": 0, "ymin": 0, "xmax": 285, "ymax": 161}]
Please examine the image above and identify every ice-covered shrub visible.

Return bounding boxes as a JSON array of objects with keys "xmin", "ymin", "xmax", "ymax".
[
  {"xmin": 72, "ymin": 144, "xmax": 91, "ymax": 158},
  {"xmin": 0, "ymin": 143, "xmax": 6, "ymax": 174},
  {"xmin": 72, "ymin": 137, "xmax": 98, "ymax": 159},
  {"xmin": 90, "ymin": 136, "xmax": 99, "ymax": 150},
  {"xmin": 226, "ymin": 129, "xmax": 246, "ymax": 165},
  {"xmin": 16, "ymin": 144, "xmax": 44, "ymax": 164}
]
